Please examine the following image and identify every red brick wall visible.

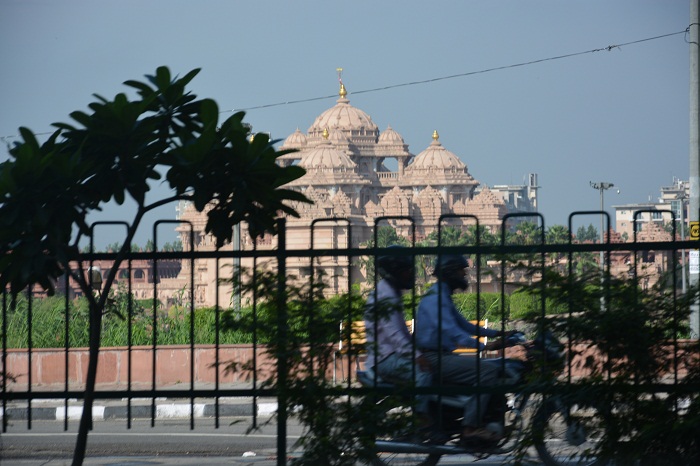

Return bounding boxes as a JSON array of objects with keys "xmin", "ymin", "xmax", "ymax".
[{"xmin": 4, "ymin": 345, "xmax": 276, "ymax": 390}]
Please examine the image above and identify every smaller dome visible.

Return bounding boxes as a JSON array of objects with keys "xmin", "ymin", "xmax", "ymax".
[
  {"xmin": 281, "ymin": 128, "xmax": 307, "ymax": 150},
  {"xmin": 300, "ymin": 139, "xmax": 357, "ymax": 170},
  {"xmin": 408, "ymin": 131, "xmax": 466, "ymax": 171},
  {"xmin": 378, "ymin": 125, "xmax": 405, "ymax": 145}
]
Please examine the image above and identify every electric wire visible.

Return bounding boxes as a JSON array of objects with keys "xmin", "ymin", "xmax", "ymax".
[{"xmin": 0, "ymin": 28, "xmax": 690, "ymax": 144}]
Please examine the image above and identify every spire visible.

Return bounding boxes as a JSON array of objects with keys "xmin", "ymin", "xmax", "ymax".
[
  {"xmin": 322, "ymin": 128, "xmax": 330, "ymax": 139},
  {"xmin": 432, "ymin": 130, "xmax": 439, "ymax": 141},
  {"xmin": 337, "ymin": 67, "xmax": 347, "ymax": 98}
]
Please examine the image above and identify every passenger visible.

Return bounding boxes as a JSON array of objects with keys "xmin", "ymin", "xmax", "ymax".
[
  {"xmin": 416, "ymin": 254, "xmax": 515, "ymax": 444},
  {"xmin": 364, "ymin": 246, "xmax": 434, "ymax": 432}
]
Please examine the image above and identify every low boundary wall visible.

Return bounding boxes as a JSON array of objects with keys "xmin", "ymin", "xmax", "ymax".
[{"xmin": 4, "ymin": 345, "xmax": 275, "ymax": 390}]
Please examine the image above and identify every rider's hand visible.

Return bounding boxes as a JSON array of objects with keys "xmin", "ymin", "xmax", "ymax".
[{"xmin": 483, "ymin": 340, "xmax": 504, "ymax": 352}]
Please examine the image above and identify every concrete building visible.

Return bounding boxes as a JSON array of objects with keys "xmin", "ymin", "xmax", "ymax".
[{"xmin": 614, "ymin": 178, "xmax": 689, "ymax": 240}]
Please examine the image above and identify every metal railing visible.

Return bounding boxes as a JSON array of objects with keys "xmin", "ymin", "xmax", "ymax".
[{"xmin": 2, "ymin": 211, "xmax": 699, "ymax": 464}]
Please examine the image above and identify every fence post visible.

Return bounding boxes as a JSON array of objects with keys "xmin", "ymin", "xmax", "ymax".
[{"xmin": 276, "ymin": 218, "xmax": 288, "ymax": 466}]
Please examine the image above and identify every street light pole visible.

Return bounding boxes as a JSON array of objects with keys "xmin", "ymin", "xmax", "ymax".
[
  {"xmin": 590, "ymin": 181, "xmax": 615, "ymax": 269},
  {"xmin": 676, "ymin": 191, "xmax": 688, "ymax": 294}
]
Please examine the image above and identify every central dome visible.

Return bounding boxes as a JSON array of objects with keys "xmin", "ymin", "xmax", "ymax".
[{"xmin": 307, "ymin": 84, "xmax": 379, "ymax": 139}]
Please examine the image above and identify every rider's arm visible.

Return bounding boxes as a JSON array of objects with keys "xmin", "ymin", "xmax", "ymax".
[{"xmin": 418, "ymin": 284, "xmax": 484, "ymax": 351}]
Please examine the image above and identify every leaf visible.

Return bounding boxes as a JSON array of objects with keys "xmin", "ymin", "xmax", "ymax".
[
  {"xmin": 198, "ymin": 99, "xmax": 219, "ymax": 127},
  {"xmin": 69, "ymin": 111, "xmax": 92, "ymax": 128},
  {"xmin": 177, "ymin": 68, "xmax": 201, "ymax": 87},
  {"xmin": 123, "ymin": 79, "xmax": 154, "ymax": 96},
  {"xmin": 114, "ymin": 188, "xmax": 125, "ymax": 205},
  {"xmin": 154, "ymin": 66, "xmax": 171, "ymax": 90},
  {"xmin": 18, "ymin": 127, "xmax": 40, "ymax": 152}
]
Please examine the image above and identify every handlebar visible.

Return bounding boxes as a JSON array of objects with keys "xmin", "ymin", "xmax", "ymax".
[{"xmin": 506, "ymin": 331, "xmax": 527, "ymax": 346}]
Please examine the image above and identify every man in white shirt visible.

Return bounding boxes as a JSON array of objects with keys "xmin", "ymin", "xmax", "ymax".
[{"xmin": 364, "ymin": 246, "xmax": 433, "ymax": 430}]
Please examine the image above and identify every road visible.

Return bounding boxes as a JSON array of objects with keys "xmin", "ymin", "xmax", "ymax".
[
  {"xmin": 1, "ymin": 417, "xmax": 298, "ymax": 456},
  {"xmin": 1, "ymin": 418, "xmax": 539, "ymax": 465}
]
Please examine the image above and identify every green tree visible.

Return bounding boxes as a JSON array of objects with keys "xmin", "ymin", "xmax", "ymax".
[
  {"xmin": 545, "ymin": 224, "xmax": 570, "ymax": 244},
  {"xmin": 510, "ymin": 221, "xmax": 543, "ymax": 246},
  {"xmin": 221, "ymin": 269, "xmax": 385, "ymax": 465},
  {"xmin": 545, "ymin": 224, "xmax": 571, "ymax": 265},
  {"xmin": 105, "ymin": 241, "xmax": 122, "ymax": 252},
  {"xmin": 0, "ymin": 66, "xmax": 308, "ymax": 465},
  {"xmin": 575, "ymin": 223, "xmax": 599, "ymax": 242},
  {"xmin": 459, "ymin": 224, "xmax": 499, "ymax": 267},
  {"xmin": 516, "ymin": 266, "xmax": 700, "ymax": 463}
]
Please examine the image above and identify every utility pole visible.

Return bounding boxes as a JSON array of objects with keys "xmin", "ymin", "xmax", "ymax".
[
  {"xmin": 680, "ymin": 194, "xmax": 688, "ymax": 294},
  {"xmin": 689, "ymin": 0, "xmax": 699, "ymax": 339},
  {"xmin": 590, "ymin": 181, "xmax": 614, "ymax": 269}
]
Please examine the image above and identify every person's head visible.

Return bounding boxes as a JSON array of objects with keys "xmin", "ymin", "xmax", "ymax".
[
  {"xmin": 433, "ymin": 254, "xmax": 469, "ymax": 291},
  {"xmin": 377, "ymin": 245, "xmax": 414, "ymax": 290}
]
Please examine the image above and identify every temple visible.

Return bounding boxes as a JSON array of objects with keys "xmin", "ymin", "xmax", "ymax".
[{"xmin": 175, "ymin": 78, "xmax": 538, "ymax": 305}]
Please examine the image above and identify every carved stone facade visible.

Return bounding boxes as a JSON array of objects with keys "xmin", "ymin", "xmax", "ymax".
[{"xmin": 175, "ymin": 81, "xmax": 538, "ymax": 306}]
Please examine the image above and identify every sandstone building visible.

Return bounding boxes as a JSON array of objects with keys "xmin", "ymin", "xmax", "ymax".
[{"xmin": 175, "ymin": 80, "xmax": 538, "ymax": 307}]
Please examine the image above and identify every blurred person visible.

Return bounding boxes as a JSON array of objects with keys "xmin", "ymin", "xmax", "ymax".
[{"xmin": 416, "ymin": 255, "xmax": 514, "ymax": 444}]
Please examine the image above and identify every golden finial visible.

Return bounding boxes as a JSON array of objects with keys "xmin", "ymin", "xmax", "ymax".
[
  {"xmin": 432, "ymin": 130, "xmax": 439, "ymax": 141},
  {"xmin": 250, "ymin": 134, "xmax": 255, "ymax": 143},
  {"xmin": 337, "ymin": 67, "xmax": 347, "ymax": 98},
  {"xmin": 322, "ymin": 128, "xmax": 330, "ymax": 139}
]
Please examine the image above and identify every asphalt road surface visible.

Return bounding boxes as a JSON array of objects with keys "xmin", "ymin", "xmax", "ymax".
[
  {"xmin": 1, "ymin": 418, "xmax": 538, "ymax": 465},
  {"xmin": 1, "ymin": 418, "xmax": 297, "ymax": 459}
]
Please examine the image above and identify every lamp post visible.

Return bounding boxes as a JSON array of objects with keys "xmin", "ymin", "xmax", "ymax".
[
  {"xmin": 590, "ymin": 181, "xmax": 615, "ymax": 269},
  {"xmin": 676, "ymin": 192, "xmax": 688, "ymax": 294}
]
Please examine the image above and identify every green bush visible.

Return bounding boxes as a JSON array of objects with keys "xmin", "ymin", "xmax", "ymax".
[
  {"xmin": 509, "ymin": 290, "xmax": 569, "ymax": 320},
  {"xmin": 452, "ymin": 292, "xmax": 509, "ymax": 322}
]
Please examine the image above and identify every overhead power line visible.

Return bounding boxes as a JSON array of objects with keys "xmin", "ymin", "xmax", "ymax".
[
  {"xmin": 225, "ymin": 29, "xmax": 688, "ymax": 113},
  {"xmin": 0, "ymin": 28, "xmax": 689, "ymax": 143}
]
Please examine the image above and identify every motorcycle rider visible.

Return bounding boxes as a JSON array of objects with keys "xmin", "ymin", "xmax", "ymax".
[
  {"xmin": 364, "ymin": 245, "xmax": 436, "ymax": 434},
  {"xmin": 416, "ymin": 254, "xmax": 515, "ymax": 444}
]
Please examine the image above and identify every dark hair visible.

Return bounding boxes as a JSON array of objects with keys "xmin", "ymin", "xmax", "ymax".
[
  {"xmin": 432, "ymin": 254, "xmax": 468, "ymax": 276},
  {"xmin": 377, "ymin": 245, "xmax": 413, "ymax": 280}
]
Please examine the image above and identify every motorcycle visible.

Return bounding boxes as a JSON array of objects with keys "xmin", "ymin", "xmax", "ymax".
[{"xmin": 357, "ymin": 331, "xmax": 603, "ymax": 466}]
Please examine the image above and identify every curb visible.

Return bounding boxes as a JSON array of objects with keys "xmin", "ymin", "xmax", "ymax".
[{"xmin": 1, "ymin": 401, "xmax": 278, "ymax": 421}]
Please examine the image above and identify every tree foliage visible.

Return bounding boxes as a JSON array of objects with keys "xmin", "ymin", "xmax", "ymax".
[
  {"xmin": 516, "ymin": 265, "xmax": 700, "ymax": 463},
  {"xmin": 0, "ymin": 66, "xmax": 309, "ymax": 465},
  {"xmin": 575, "ymin": 223, "xmax": 599, "ymax": 243},
  {"xmin": 221, "ymin": 269, "xmax": 382, "ymax": 465},
  {"xmin": 0, "ymin": 66, "xmax": 309, "ymax": 297}
]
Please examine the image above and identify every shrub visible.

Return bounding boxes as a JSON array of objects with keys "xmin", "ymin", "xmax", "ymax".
[{"xmin": 452, "ymin": 292, "xmax": 510, "ymax": 322}]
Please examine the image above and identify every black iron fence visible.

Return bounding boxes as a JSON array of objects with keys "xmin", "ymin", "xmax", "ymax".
[{"xmin": 2, "ymin": 212, "xmax": 699, "ymax": 464}]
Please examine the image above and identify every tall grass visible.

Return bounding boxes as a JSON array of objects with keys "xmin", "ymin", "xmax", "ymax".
[
  {"xmin": 1, "ymin": 294, "xmax": 253, "ymax": 349},
  {"xmin": 3, "ymin": 288, "xmax": 535, "ymax": 349}
]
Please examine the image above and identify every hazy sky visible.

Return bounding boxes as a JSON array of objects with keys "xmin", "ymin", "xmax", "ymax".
[{"xmin": 0, "ymin": 0, "xmax": 692, "ymax": 248}]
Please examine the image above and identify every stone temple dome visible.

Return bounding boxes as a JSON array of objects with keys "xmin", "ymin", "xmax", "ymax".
[
  {"xmin": 408, "ymin": 130, "xmax": 467, "ymax": 171},
  {"xmin": 378, "ymin": 125, "xmax": 405, "ymax": 145},
  {"xmin": 307, "ymin": 83, "xmax": 379, "ymax": 141},
  {"xmin": 299, "ymin": 133, "xmax": 357, "ymax": 171},
  {"xmin": 280, "ymin": 128, "xmax": 307, "ymax": 150},
  {"xmin": 288, "ymin": 130, "xmax": 369, "ymax": 188}
]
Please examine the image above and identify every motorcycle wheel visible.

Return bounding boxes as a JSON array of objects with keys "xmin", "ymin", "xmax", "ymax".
[
  {"xmin": 532, "ymin": 400, "xmax": 603, "ymax": 466},
  {"xmin": 371, "ymin": 452, "xmax": 442, "ymax": 466}
]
